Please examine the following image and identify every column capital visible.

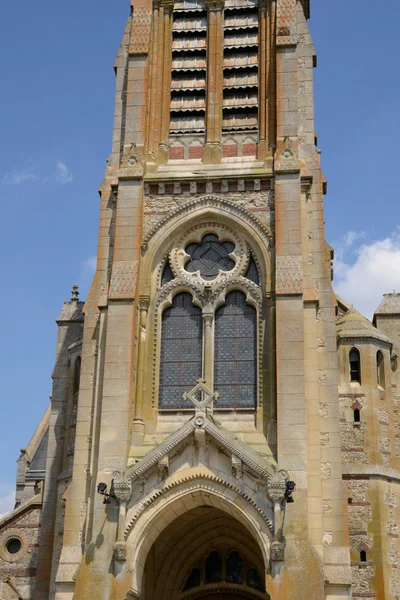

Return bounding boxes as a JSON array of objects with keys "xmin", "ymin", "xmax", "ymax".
[
  {"xmin": 206, "ymin": 0, "xmax": 224, "ymax": 11},
  {"xmin": 160, "ymin": 0, "xmax": 174, "ymax": 13}
]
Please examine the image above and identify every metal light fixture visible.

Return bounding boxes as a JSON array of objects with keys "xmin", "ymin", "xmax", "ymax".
[
  {"xmin": 285, "ymin": 480, "xmax": 296, "ymax": 503},
  {"xmin": 97, "ymin": 482, "xmax": 115, "ymax": 504}
]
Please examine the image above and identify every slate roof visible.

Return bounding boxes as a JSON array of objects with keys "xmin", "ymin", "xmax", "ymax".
[
  {"xmin": 374, "ymin": 293, "xmax": 400, "ymax": 315},
  {"xmin": 336, "ymin": 307, "xmax": 392, "ymax": 345}
]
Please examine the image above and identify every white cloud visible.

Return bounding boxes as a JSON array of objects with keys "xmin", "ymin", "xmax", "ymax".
[
  {"xmin": 0, "ymin": 489, "xmax": 15, "ymax": 520},
  {"xmin": 84, "ymin": 256, "xmax": 97, "ymax": 273},
  {"xmin": 334, "ymin": 229, "xmax": 400, "ymax": 320},
  {"xmin": 55, "ymin": 161, "xmax": 73, "ymax": 185},
  {"xmin": 1, "ymin": 169, "xmax": 36, "ymax": 185}
]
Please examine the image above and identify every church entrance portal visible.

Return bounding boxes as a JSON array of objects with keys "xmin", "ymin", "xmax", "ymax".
[{"xmin": 142, "ymin": 506, "xmax": 270, "ymax": 600}]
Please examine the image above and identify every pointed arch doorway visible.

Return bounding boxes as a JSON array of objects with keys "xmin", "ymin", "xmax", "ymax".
[{"xmin": 142, "ymin": 507, "xmax": 271, "ymax": 600}]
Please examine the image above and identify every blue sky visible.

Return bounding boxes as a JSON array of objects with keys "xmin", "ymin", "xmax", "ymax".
[{"xmin": 1, "ymin": 0, "xmax": 400, "ymax": 514}]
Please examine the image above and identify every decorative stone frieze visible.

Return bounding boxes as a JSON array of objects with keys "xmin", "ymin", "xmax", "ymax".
[
  {"xmin": 275, "ymin": 255, "xmax": 302, "ymax": 294},
  {"xmin": 276, "ymin": 0, "xmax": 297, "ymax": 45},
  {"xmin": 141, "ymin": 195, "xmax": 274, "ymax": 250},
  {"xmin": 109, "ymin": 260, "xmax": 139, "ymax": 299},
  {"xmin": 129, "ymin": 8, "xmax": 152, "ymax": 55}
]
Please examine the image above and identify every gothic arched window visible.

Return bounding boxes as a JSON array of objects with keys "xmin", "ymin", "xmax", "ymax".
[
  {"xmin": 157, "ymin": 226, "xmax": 262, "ymax": 410},
  {"xmin": 214, "ymin": 291, "xmax": 257, "ymax": 409},
  {"xmin": 159, "ymin": 293, "xmax": 203, "ymax": 409},
  {"xmin": 349, "ymin": 348, "xmax": 361, "ymax": 383},
  {"xmin": 205, "ymin": 551, "xmax": 222, "ymax": 583},
  {"xmin": 377, "ymin": 350, "xmax": 385, "ymax": 388},
  {"xmin": 226, "ymin": 551, "xmax": 243, "ymax": 584}
]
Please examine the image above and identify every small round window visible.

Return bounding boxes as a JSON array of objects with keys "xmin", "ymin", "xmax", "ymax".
[
  {"xmin": 185, "ymin": 234, "xmax": 235, "ymax": 280},
  {"xmin": 6, "ymin": 538, "xmax": 21, "ymax": 555}
]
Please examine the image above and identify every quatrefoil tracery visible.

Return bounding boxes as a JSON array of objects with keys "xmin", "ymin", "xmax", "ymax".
[{"xmin": 169, "ymin": 223, "xmax": 249, "ymax": 287}]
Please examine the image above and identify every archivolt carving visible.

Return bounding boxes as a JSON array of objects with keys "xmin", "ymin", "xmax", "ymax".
[
  {"xmin": 124, "ymin": 471, "xmax": 274, "ymax": 540},
  {"xmin": 141, "ymin": 195, "xmax": 274, "ymax": 251}
]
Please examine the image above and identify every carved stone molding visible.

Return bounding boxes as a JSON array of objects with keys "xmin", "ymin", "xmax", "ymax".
[
  {"xmin": 267, "ymin": 470, "xmax": 287, "ymax": 503},
  {"xmin": 141, "ymin": 195, "xmax": 274, "ymax": 251},
  {"xmin": 274, "ymin": 136, "xmax": 300, "ymax": 173},
  {"xmin": 114, "ymin": 541, "xmax": 127, "ymax": 562},
  {"xmin": 124, "ymin": 470, "xmax": 274, "ymax": 539},
  {"xmin": 113, "ymin": 481, "xmax": 132, "ymax": 504},
  {"xmin": 270, "ymin": 540, "xmax": 285, "ymax": 562}
]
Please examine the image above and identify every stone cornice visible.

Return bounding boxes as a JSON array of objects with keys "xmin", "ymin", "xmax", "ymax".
[{"xmin": 342, "ymin": 465, "xmax": 400, "ymax": 484}]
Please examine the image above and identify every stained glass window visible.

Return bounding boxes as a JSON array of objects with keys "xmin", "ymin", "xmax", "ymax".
[
  {"xmin": 205, "ymin": 551, "xmax": 222, "ymax": 583},
  {"xmin": 185, "ymin": 234, "xmax": 235, "ymax": 280},
  {"xmin": 247, "ymin": 568, "xmax": 264, "ymax": 591},
  {"xmin": 159, "ymin": 293, "xmax": 203, "ymax": 409},
  {"xmin": 183, "ymin": 568, "xmax": 201, "ymax": 590},
  {"xmin": 349, "ymin": 348, "xmax": 361, "ymax": 383},
  {"xmin": 245, "ymin": 254, "xmax": 259, "ymax": 285},
  {"xmin": 214, "ymin": 291, "xmax": 257, "ymax": 408},
  {"xmin": 161, "ymin": 261, "xmax": 174, "ymax": 286},
  {"xmin": 226, "ymin": 551, "xmax": 243, "ymax": 584}
]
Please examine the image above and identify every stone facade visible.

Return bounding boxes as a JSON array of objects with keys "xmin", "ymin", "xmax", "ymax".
[{"xmin": 1, "ymin": 1, "xmax": 399, "ymax": 599}]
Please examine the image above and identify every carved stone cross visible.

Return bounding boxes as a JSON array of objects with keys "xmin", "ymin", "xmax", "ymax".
[{"xmin": 183, "ymin": 379, "xmax": 219, "ymax": 413}]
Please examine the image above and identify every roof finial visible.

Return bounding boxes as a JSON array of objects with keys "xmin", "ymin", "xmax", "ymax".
[{"xmin": 71, "ymin": 284, "xmax": 79, "ymax": 302}]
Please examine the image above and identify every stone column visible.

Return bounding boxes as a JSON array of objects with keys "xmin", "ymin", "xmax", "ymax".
[
  {"xmin": 203, "ymin": 0, "xmax": 224, "ymax": 164},
  {"xmin": 257, "ymin": 0, "xmax": 270, "ymax": 161},
  {"xmin": 268, "ymin": 0, "xmax": 276, "ymax": 154},
  {"xmin": 132, "ymin": 297, "xmax": 150, "ymax": 443},
  {"xmin": 203, "ymin": 312, "xmax": 214, "ymax": 396},
  {"xmin": 146, "ymin": 0, "xmax": 161, "ymax": 164},
  {"xmin": 158, "ymin": 0, "xmax": 174, "ymax": 164}
]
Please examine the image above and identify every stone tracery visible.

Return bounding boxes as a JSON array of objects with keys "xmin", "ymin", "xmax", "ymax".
[{"xmin": 155, "ymin": 222, "xmax": 263, "ymax": 409}]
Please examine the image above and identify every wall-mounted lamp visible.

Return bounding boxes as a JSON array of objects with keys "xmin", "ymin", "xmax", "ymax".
[
  {"xmin": 97, "ymin": 482, "xmax": 116, "ymax": 504},
  {"xmin": 285, "ymin": 481, "xmax": 296, "ymax": 503}
]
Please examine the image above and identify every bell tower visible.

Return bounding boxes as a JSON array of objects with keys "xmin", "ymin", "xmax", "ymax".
[{"xmin": 48, "ymin": 1, "xmax": 352, "ymax": 599}]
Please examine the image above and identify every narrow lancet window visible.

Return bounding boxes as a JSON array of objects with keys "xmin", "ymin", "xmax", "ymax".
[
  {"xmin": 377, "ymin": 350, "xmax": 385, "ymax": 388},
  {"xmin": 73, "ymin": 356, "xmax": 81, "ymax": 395},
  {"xmin": 159, "ymin": 293, "xmax": 203, "ymax": 409},
  {"xmin": 349, "ymin": 348, "xmax": 361, "ymax": 383},
  {"xmin": 214, "ymin": 290, "xmax": 257, "ymax": 408}
]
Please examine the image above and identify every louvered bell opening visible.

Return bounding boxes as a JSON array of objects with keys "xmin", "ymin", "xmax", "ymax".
[
  {"xmin": 223, "ymin": 49, "xmax": 258, "ymax": 68},
  {"xmin": 172, "ymin": 52, "xmax": 206, "ymax": 70},
  {"xmin": 223, "ymin": 67, "xmax": 258, "ymax": 88},
  {"xmin": 224, "ymin": 7, "xmax": 259, "ymax": 29},
  {"xmin": 171, "ymin": 90, "xmax": 206, "ymax": 110},
  {"xmin": 170, "ymin": 0, "xmax": 207, "ymax": 137},
  {"xmin": 172, "ymin": 30, "xmax": 207, "ymax": 50},
  {"xmin": 225, "ymin": 0, "xmax": 258, "ymax": 9},
  {"xmin": 171, "ymin": 69, "xmax": 206, "ymax": 90},
  {"xmin": 170, "ymin": 111, "xmax": 206, "ymax": 133},
  {"xmin": 172, "ymin": 12, "xmax": 207, "ymax": 31},
  {"xmin": 223, "ymin": 87, "xmax": 258, "ymax": 108},
  {"xmin": 222, "ymin": 107, "xmax": 258, "ymax": 131},
  {"xmin": 222, "ymin": 2, "xmax": 259, "ymax": 135},
  {"xmin": 174, "ymin": 0, "xmax": 207, "ymax": 11}
]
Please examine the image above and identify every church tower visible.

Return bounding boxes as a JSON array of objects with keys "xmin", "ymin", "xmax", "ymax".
[
  {"xmin": 51, "ymin": 0, "xmax": 351, "ymax": 597},
  {"xmin": 2, "ymin": 0, "xmax": 370, "ymax": 598}
]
